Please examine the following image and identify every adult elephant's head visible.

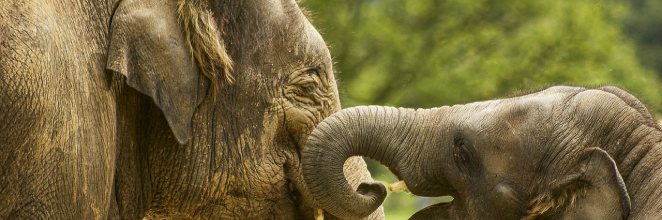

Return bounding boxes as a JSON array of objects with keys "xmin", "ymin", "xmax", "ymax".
[
  {"xmin": 107, "ymin": 0, "xmax": 339, "ymax": 144},
  {"xmin": 106, "ymin": 0, "xmax": 379, "ymax": 219},
  {"xmin": 302, "ymin": 86, "xmax": 656, "ymax": 219}
]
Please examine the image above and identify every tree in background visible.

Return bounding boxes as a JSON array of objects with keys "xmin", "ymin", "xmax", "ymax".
[
  {"xmin": 624, "ymin": 0, "xmax": 662, "ymax": 79},
  {"xmin": 300, "ymin": 0, "xmax": 662, "ymax": 219},
  {"xmin": 302, "ymin": 0, "xmax": 661, "ymax": 109}
]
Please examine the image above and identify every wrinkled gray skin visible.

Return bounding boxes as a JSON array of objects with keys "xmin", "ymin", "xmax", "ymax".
[
  {"xmin": 0, "ymin": 0, "xmax": 383, "ymax": 219},
  {"xmin": 303, "ymin": 86, "xmax": 662, "ymax": 219}
]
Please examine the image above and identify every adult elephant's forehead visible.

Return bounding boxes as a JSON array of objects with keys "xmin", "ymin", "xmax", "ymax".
[
  {"xmin": 219, "ymin": 1, "xmax": 327, "ymax": 61},
  {"xmin": 232, "ymin": 0, "xmax": 310, "ymax": 32},
  {"xmin": 265, "ymin": 0, "xmax": 308, "ymax": 20},
  {"xmin": 208, "ymin": 0, "xmax": 312, "ymax": 48}
]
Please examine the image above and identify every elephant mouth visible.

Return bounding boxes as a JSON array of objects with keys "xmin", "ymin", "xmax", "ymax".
[
  {"xmin": 410, "ymin": 201, "xmax": 454, "ymax": 220},
  {"xmin": 388, "ymin": 180, "xmax": 457, "ymax": 219}
]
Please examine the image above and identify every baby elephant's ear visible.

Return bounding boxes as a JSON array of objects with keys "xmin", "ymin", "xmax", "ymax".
[
  {"xmin": 527, "ymin": 148, "xmax": 630, "ymax": 220},
  {"xmin": 107, "ymin": 0, "xmax": 212, "ymax": 144}
]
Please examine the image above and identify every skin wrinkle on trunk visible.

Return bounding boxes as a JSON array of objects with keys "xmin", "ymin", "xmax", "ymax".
[
  {"xmin": 557, "ymin": 88, "xmax": 662, "ymax": 219},
  {"xmin": 302, "ymin": 106, "xmax": 431, "ymax": 219},
  {"xmin": 509, "ymin": 88, "xmax": 662, "ymax": 220},
  {"xmin": 591, "ymin": 119, "xmax": 662, "ymax": 219},
  {"xmin": 611, "ymin": 125, "xmax": 662, "ymax": 219}
]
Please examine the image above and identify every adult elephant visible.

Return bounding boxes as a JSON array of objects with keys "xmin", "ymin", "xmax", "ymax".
[
  {"xmin": 0, "ymin": 0, "xmax": 383, "ymax": 219},
  {"xmin": 303, "ymin": 86, "xmax": 662, "ymax": 219}
]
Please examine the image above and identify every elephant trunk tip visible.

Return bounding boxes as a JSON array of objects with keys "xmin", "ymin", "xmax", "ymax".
[
  {"xmin": 357, "ymin": 182, "xmax": 388, "ymax": 202},
  {"xmin": 302, "ymin": 106, "xmax": 422, "ymax": 219}
]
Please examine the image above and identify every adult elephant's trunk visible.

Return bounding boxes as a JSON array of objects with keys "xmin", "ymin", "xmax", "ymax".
[{"xmin": 302, "ymin": 106, "xmax": 435, "ymax": 219}]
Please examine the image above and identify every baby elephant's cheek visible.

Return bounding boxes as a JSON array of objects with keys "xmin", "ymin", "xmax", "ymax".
[{"xmin": 493, "ymin": 183, "xmax": 523, "ymax": 208}]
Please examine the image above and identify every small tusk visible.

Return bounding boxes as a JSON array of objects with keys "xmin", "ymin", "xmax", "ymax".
[
  {"xmin": 314, "ymin": 209, "xmax": 324, "ymax": 220},
  {"xmin": 388, "ymin": 180, "xmax": 408, "ymax": 192}
]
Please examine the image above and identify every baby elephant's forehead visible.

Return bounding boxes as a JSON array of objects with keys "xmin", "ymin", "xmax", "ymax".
[
  {"xmin": 446, "ymin": 86, "xmax": 584, "ymax": 135},
  {"xmin": 498, "ymin": 90, "xmax": 580, "ymax": 120},
  {"xmin": 459, "ymin": 98, "xmax": 549, "ymax": 124},
  {"xmin": 464, "ymin": 87, "xmax": 577, "ymax": 114},
  {"xmin": 451, "ymin": 96, "xmax": 568, "ymax": 155}
]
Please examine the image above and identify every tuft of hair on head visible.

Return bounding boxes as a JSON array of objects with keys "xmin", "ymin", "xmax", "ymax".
[
  {"xmin": 177, "ymin": 0, "xmax": 234, "ymax": 98},
  {"xmin": 522, "ymin": 178, "xmax": 588, "ymax": 220}
]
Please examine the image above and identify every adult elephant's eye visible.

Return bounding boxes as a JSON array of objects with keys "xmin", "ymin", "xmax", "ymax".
[
  {"xmin": 303, "ymin": 83, "xmax": 317, "ymax": 94},
  {"xmin": 306, "ymin": 68, "xmax": 319, "ymax": 76}
]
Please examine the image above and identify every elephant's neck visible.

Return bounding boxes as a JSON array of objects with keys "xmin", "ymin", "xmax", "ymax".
[{"xmin": 611, "ymin": 125, "xmax": 662, "ymax": 219}]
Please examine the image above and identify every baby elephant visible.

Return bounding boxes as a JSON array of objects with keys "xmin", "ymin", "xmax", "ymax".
[{"xmin": 302, "ymin": 86, "xmax": 662, "ymax": 220}]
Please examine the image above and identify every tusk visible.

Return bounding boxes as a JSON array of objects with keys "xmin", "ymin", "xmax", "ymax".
[
  {"xmin": 314, "ymin": 209, "xmax": 324, "ymax": 220},
  {"xmin": 388, "ymin": 180, "xmax": 408, "ymax": 192}
]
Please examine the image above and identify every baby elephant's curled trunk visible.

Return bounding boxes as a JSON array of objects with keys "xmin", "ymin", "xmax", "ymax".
[{"xmin": 301, "ymin": 106, "xmax": 430, "ymax": 219}]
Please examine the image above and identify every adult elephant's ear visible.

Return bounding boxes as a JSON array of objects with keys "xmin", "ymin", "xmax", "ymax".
[
  {"xmin": 107, "ymin": 0, "xmax": 232, "ymax": 144},
  {"xmin": 525, "ymin": 148, "xmax": 630, "ymax": 220}
]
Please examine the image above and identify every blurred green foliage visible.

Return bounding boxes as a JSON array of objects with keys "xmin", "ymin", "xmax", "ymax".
[
  {"xmin": 302, "ymin": 0, "xmax": 662, "ymax": 109},
  {"xmin": 300, "ymin": 0, "xmax": 662, "ymax": 219},
  {"xmin": 624, "ymin": 0, "xmax": 662, "ymax": 79}
]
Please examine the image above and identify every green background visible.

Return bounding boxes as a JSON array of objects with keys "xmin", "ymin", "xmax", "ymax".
[{"xmin": 300, "ymin": 0, "xmax": 662, "ymax": 219}]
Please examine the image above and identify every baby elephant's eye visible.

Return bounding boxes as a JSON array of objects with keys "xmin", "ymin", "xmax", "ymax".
[
  {"xmin": 306, "ymin": 68, "xmax": 319, "ymax": 76},
  {"xmin": 458, "ymin": 144, "xmax": 471, "ymax": 165},
  {"xmin": 453, "ymin": 139, "xmax": 481, "ymax": 177}
]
